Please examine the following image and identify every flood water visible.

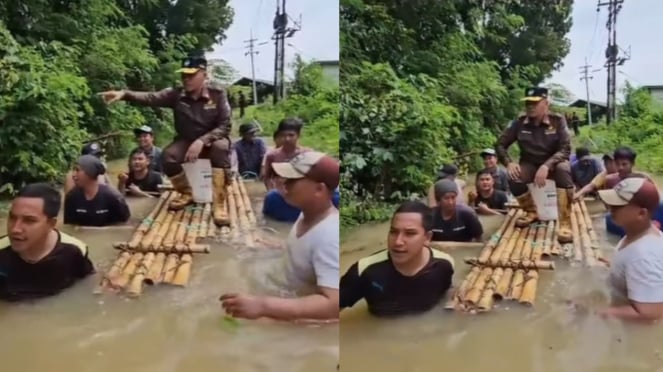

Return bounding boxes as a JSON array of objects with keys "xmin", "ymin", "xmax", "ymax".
[
  {"xmin": 0, "ymin": 160, "xmax": 338, "ymax": 372},
  {"xmin": 340, "ymin": 184, "xmax": 663, "ymax": 372}
]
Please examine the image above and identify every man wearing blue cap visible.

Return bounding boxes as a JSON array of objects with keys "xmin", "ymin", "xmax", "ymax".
[
  {"xmin": 495, "ymin": 87, "xmax": 574, "ymax": 243},
  {"xmin": 98, "ymin": 54, "xmax": 233, "ymax": 226}
]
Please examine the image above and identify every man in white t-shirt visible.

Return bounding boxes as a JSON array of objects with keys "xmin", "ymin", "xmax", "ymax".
[
  {"xmin": 220, "ymin": 151, "xmax": 339, "ymax": 320},
  {"xmin": 597, "ymin": 176, "xmax": 663, "ymax": 322}
]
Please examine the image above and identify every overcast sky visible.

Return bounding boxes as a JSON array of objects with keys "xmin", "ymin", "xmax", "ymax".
[
  {"xmin": 208, "ymin": 0, "xmax": 339, "ymax": 82},
  {"xmin": 547, "ymin": 0, "xmax": 662, "ymax": 103}
]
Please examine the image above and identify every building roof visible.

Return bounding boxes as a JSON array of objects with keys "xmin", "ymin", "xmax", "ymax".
[
  {"xmin": 313, "ymin": 60, "xmax": 339, "ymax": 67},
  {"xmin": 568, "ymin": 99, "xmax": 607, "ymax": 108},
  {"xmin": 231, "ymin": 76, "xmax": 274, "ymax": 87},
  {"xmin": 641, "ymin": 85, "xmax": 663, "ymax": 90}
]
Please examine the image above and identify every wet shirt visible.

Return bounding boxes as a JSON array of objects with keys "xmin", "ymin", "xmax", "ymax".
[
  {"xmin": 340, "ymin": 248, "xmax": 454, "ymax": 316},
  {"xmin": 127, "ymin": 170, "xmax": 162, "ymax": 193},
  {"xmin": 496, "ymin": 113, "xmax": 571, "ymax": 167},
  {"xmin": 431, "ymin": 204, "xmax": 483, "ymax": 242},
  {"xmin": 0, "ymin": 232, "xmax": 94, "ymax": 301},
  {"xmin": 571, "ymin": 158, "xmax": 603, "ymax": 188},
  {"xmin": 609, "ymin": 230, "xmax": 663, "ymax": 304},
  {"xmin": 123, "ymin": 85, "xmax": 231, "ymax": 144},
  {"xmin": 64, "ymin": 184, "xmax": 131, "ymax": 227},
  {"xmin": 474, "ymin": 190, "xmax": 508, "ymax": 211},
  {"xmin": 130, "ymin": 146, "xmax": 163, "ymax": 173},
  {"xmin": 235, "ymin": 138, "xmax": 267, "ymax": 175}
]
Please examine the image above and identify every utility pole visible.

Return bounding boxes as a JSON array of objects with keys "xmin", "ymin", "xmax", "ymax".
[
  {"xmin": 244, "ymin": 30, "xmax": 259, "ymax": 105},
  {"xmin": 579, "ymin": 60, "xmax": 603, "ymax": 126},
  {"xmin": 598, "ymin": 0, "xmax": 627, "ymax": 125},
  {"xmin": 272, "ymin": 0, "xmax": 301, "ymax": 104}
]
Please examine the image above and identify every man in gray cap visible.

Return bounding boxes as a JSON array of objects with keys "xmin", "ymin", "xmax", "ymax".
[
  {"xmin": 132, "ymin": 126, "xmax": 162, "ymax": 173},
  {"xmin": 427, "ymin": 164, "xmax": 466, "ymax": 206},
  {"xmin": 234, "ymin": 121, "xmax": 266, "ymax": 177},
  {"xmin": 477, "ymin": 148, "xmax": 509, "ymax": 192},
  {"xmin": 64, "ymin": 155, "xmax": 131, "ymax": 227}
]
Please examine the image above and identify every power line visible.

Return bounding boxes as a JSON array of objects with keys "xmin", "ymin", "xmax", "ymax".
[
  {"xmin": 271, "ymin": 0, "xmax": 302, "ymax": 103},
  {"xmin": 579, "ymin": 60, "xmax": 603, "ymax": 126},
  {"xmin": 597, "ymin": 0, "xmax": 629, "ymax": 125},
  {"xmin": 586, "ymin": 6, "xmax": 601, "ymax": 63},
  {"xmin": 244, "ymin": 30, "xmax": 260, "ymax": 105}
]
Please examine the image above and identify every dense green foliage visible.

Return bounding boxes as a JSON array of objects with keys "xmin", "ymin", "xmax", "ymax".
[
  {"xmin": 0, "ymin": 0, "xmax": 233, "ymax": 194},
  {"xmin": 576, "ymin": 85, "xmax": 663, "ymax": 172},
  {"xmin": 243, "ymin": 58, "xmax": 339, "ymax": 156},
  {"xmin": 340, "ymin": 0, "xmax": 573, "ymax": 227}
]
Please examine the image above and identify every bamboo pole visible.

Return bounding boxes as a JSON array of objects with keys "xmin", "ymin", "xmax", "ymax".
[
  {"xmin": 112, "ymin": 243, "xmax": 210, "ymax": 254},
  {"xmin": 162, "ymin": 210, "xmax": 184, "ymax": 251},
  {"xmin": 490, "ymin": 225, "xmax": 520, "ymax": 265},
  {"xmin": 139, "ymin": 198, "xmax": 172, "ymax": 249},
  {"xmin": 541, "ymin": 221, "xmax": 555, "ymax": 257},
  {"xmin": 200, "ymin": 203, "xmax": 211, "ymax": 239},
  {"xmin": 477, "ymin": 268, "xmax": 504, "ymax": 312},
  {"xmin": 207, "ymin": 212, "xmax": 218, "ymax": 237},
  {"xmin": 464, "ymin": 267, "xmax": 493, "ymax": 306},
  {"xmin": 580, "ymin": 199, "xmax": 603, "ymax": 261},
  {"xmin": 95, "ymin": 251, "xmax": 132, "ymax": 293},
  {"xmin": 237, "ymin": 178, "xmax": 256, "ymax": 225},
  {"xmin": 551, "ymin": 221, "xmax": 562, "ymax": 256},
  {"xmin": 429, "ymin": 241, "xmax": 485, "ymax": 250},
  {"xmin": 478, "ymin": 209, "xmax": 518, "ymax": 264},
  {"xmin": 233, "ymin": 182, "xmax": 250, "ymax": 231},
  {"xmin": 179, "ymin": 204, "xmax": 204, "ymax": 250},
  {"xmin": 170, "ymin": 254, "xmax": 193, "ymax": 286},
  {"xmin": 570, "ymin": 203, "xmax": 583, "ymax": 261},
  {"xmin": 506, "ymin": 269, "xmax": 525, "ymax": 300},
  {"xmin": 507, "ymin": 227, "xmax": 527, "ymax": 262},
  {"xmin": 530, "ymin": 224, "xmax": 547, "ymax": 262},
  {"xmin": 111, "ymin": 253, "xmax": 143, "ymax": 289},
  {"xmin": 518, "ymin": 270, "xmax": 539, "ymax": 306},
  {"xmin": 463, "ymin": 258, "xmax": 555, "ymax": 270},
  {"xmin": 574, "ymin": 203, "xmax": 596, "ymax": 266},
  {"xmin": 145, "ymin": 252, "xmax": 167, "ymax": 284},
  {"xmin": 227, "ymin": 183, "xmax": 239, "ymax": 239},
  {"xmin": 174, "ymin": 208, "xmax": 193, "ymax": 251},
  {"xmin": 493, "ymin": 268, "xmax": 513, "ymax": 301},
  {"xmin": 161, "ymin": 254, "xmax": 180, "ymax": 283},
  {"xmin": 499, "ymin": 227, "xmax": 526, "ymax": 265},
  {"xmin": 149, "ymin": 211, "xmax": 176, "ymax": 251},
  {"xmin": 127, "ymin": 192, "xmax": 172, "ymax": 249},
  {"xmin": 126, "ymin": 252, "xmax": 155, "ymax": 297},
  {"xmin": 444, "ymin": 267, "xmax": 481, "ymax": 310},
  {"xmin": 519, "ymin": 225, "xmax": 537, "ymax": 263}
]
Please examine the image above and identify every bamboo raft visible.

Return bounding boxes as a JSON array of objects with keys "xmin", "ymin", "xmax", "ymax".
[
  {"xmin": 96, "ymin": 178, "xmax": 257, "ymax": 297},
  {"xmin": 446, "ymin": 198, "xmax": 602, "ymax": 313}
]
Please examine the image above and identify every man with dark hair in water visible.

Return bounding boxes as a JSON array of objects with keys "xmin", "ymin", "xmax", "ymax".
[
  {"xmin": 340, "ymin": 200, "xmax": 454, "ymax": 316},
  {"xmin": 0, "ymin": 183, "xmax": 94, "ymax": 301}
]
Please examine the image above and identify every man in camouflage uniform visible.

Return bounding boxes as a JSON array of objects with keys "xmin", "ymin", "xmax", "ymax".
[
  {"xmin": 495, "ymin": 87, "xmax": 573, "ymax": 243},
  {"xmin": 99, "ymin": 55, "xmax": 232, "ymax": 226}
]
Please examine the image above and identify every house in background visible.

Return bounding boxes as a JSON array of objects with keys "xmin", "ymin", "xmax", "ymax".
[
  {"xmin": 641, "ymin": 85, "xmax": 663, "ymax": 105},
  {"xmin": 567, "ymin": 99, "xmax": 608, "ymax": 125},
  {"xmin": 312, "ymin": 60, "xmax": 339, "ymax": 84},
  {"xmin": 230, "ymin": 77, "xmax": 275, "ymax": 104}
]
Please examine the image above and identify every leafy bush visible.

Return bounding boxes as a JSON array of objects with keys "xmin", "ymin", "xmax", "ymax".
[{"xmin": 576, "ymin": 85, "xmax": 663, "ymax": 172}]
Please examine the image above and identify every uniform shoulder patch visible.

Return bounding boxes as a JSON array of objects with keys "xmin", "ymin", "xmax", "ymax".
[
  {"xmin": 431, "ymin": 248, "xmax": 455, "ymax": 269},
  {"xmin": 357, "ymin": 250, "xmax": 390, "ymax": 276},
  {"xmin": 60, "ymin": 232, "xmax": 88, "ymax": 256}
]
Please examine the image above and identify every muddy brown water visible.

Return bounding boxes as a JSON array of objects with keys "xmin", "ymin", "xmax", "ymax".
[
  {"xmin": 0, "ymin": 160, "xmax": 338, "ymax": 372},
  {"xmin": 340, "ymin": 193, "xmax": 663, "ymax": 372}
]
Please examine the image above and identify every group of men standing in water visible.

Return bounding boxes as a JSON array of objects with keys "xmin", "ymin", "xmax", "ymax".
[
  {"xmin": 342, "ymin": 86, "xmax": 663, "ymax": 323},
  {"xmin": 0, "ymin": 54, "xmax": 341, "ymax": 324}
]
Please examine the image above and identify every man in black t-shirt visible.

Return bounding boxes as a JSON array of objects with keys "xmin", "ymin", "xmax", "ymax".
[
  {"xmin": 340, "ymin": 201, "xmax": 455, "ymax": 317},
  {"xmin": 64, "ymin": 155, "xmax": 131, "ymax": 227},
  {"xmin": 431, "ymin": 179, "xmax": 483, "ymax": 242},
  {"xmin": 118, "ymin": 148, "xmax": 162, "ymax": 197},
  {"xmin": 0, "ymin": 183, "xmax": 94, "ymax": 301},
  {"xmin": 472, "ymin": 169, "xmax": 508, "ymax": 215}
]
